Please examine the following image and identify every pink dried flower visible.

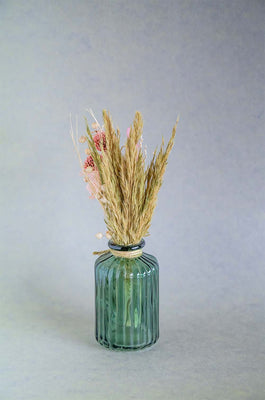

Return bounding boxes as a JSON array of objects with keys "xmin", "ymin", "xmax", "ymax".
[
  {"xmin": 106, "ymin": 231, "xmax": 112, "ymax": 239},
  {"xmin": 84, "ymin": 155, "xmax": 96, "ymax": 170},
  {"xmin": 93, "ymin": 132, "xmax": 106, "ymax": 152},
  {"xmin": 79, "ymin": 136, "xmax": 86, "ymax": 143},
  {"xmin": 92, "ymin": 122, "xmax": 100, "ymax": 130},
  {"xmin": 86, "ymin": 170, "xmax": 101, "ymax": 199}
]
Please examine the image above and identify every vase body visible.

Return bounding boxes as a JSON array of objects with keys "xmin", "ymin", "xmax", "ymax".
[{"xmin": 94, "ymin": 240, "xmax": 159, "ymax": 350}]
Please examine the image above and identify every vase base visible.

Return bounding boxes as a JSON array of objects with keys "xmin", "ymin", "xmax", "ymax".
[{"xmin": 95, "ymin": 337, "xmax": 159, "ymax": 351}]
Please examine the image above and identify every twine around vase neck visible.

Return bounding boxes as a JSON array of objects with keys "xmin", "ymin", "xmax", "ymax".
[
  {"xmin": 93, "ymin": 248, "xmax": 143, "ymax": 258},
  {"xmin": 110, "ymin": 248, "xmax": 143, "ymax": 258}
]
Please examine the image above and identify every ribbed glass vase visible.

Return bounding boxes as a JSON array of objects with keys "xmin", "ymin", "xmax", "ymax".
[{"xmin": 94, "ymin": 240, "xmax": 159, "ymax": 351}]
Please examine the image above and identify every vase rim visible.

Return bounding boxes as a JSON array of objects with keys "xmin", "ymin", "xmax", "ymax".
[{"xmin": 108, "ymin": 239, "xmax": 145, "ymax": 252}]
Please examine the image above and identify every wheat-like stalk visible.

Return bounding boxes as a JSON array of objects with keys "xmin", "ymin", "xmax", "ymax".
[{"xmin": 74, "ymin": 110, "xmax": 179, "ymax": 246}]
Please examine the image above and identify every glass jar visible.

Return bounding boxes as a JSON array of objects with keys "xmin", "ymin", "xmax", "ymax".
[{"xmin": 94, "ymin": 239, "xmax": 159, "ymax": 350}]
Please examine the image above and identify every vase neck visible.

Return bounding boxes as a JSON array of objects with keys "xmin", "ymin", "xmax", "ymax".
[
  {"xmin": 108, "ymin": 240, "xmax": 145, "ymax": 259},
  {"xmin": 108, "ymin": 239, "xmax": 145, "ymax": 252}
]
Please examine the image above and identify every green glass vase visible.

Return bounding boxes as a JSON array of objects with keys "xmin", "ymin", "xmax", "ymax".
[{"xmin": 94, "ymin": 240, "xmax": 159, "ymax": 350}]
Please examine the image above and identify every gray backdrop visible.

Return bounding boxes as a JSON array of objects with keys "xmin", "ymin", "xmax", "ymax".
[{"xmin": 1, "ymin": 1, "xmax": 264, "ymax": 399}]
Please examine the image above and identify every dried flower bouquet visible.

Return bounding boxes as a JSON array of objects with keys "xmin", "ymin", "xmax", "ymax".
[{"xmin": 71, "ymin": 109, "xmax": 179, "ymax": 247}]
